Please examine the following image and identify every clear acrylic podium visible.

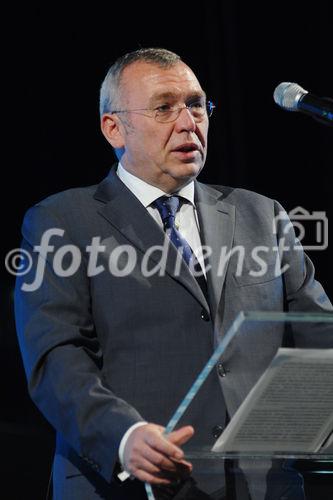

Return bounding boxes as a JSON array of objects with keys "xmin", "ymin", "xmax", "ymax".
[{"xmin": 147, "ymin": 311, "xmax": 333, "ymax": 500}]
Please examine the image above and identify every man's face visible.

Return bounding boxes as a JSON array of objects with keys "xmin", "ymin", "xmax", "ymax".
[{"xmin": 112, "ymin": 61, "xmax": 209, "ymax": 192}]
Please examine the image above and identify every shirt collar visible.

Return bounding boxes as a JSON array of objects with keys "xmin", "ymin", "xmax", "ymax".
[{"xmin": 116, "ymin": 162, "xmax": 195, "ymax": 208}]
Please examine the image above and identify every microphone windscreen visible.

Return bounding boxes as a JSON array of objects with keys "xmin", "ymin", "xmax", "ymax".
[{"xmin": 273, "ymin": 82, "xmax": 307, "ymax": 111}]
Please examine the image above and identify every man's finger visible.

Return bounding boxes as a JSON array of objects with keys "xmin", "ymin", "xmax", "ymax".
[
  {"xmin": 134, "ymin": 468, "xmax": 173, "ymax": 485},
  {"xmin": 142, "ymin": 446, "xmax": 183, "ymax": 472},
  {"xmin": 145, "ymin": 429, "xmax": 184, "ymax": 460},
  {"xmin": 168, "ymin": 425, "xmax": 195, "ymax": 446}
]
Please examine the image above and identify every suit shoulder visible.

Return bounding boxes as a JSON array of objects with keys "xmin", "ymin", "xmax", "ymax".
[
  {"xmin": 22, "ymin": 184, "xmax": 100, "ymax": 233},
  {"xmin": 36, "ymin": 184, "xmax": 98, "ymax": 210},
  {"xmin": 206, "ymin": 183, "xmax": 276, "ymax": 208},
  {"xmin": 24, "ymin": 184, "xmax": 99, "ymax": 219}
]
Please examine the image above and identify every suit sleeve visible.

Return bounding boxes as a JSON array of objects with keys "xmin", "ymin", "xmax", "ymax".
[
  {"xmin": 273, "ymin": 200, "xmax": 333, "ymax": 345},
  {"xmin": 14, "ymin": 203, "xmax": 145, "ymax": 483}
]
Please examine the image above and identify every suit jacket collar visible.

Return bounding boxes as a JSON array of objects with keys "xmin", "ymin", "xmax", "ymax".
[
  {"xmin": 94, "ymin": 167, "xmax": 235, "ymax": 321},
  {"xmin": 194, "ymin": 182, "xmax": 235, "ymax": 321}
]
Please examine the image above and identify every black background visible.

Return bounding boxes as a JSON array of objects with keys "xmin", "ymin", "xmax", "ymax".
[{"xmin": 1, "ymin": 2, "xmax": 332, "ymax": 498}]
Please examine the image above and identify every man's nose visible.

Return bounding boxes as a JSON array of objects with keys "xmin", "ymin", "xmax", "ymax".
[{"xmin": 174, "ymin": 107, "xmax": 196, "ymax": 133}]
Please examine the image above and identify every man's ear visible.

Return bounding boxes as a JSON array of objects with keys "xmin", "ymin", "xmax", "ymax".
[{"xmin": 100, "ymin": 114, "xmax": 125, "ymax": 149}]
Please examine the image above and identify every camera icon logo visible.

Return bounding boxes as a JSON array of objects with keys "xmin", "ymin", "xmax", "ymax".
[{"xmin": 274, "ymin": 206, "xmax": 328, "ymax": 251}]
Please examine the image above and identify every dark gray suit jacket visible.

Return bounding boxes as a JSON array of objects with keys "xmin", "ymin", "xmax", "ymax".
[{"xmin": 15, "ymin": 167, "xmax": 332, "ymax": 499}]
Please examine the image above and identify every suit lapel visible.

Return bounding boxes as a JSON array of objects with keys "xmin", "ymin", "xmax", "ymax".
[
  {"xmin": 195, "ymin": 182, "xmax": 236, "ymax": 321},
  {"xmin": 94, "ymin": 168, "xmax": 209, "ymax": 312}
]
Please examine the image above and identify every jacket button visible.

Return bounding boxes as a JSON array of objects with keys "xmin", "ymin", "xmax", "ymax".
[
  {"xmin": 212, "ymin": 425, "xmax": 224, "ymax": 439},
  {"xmin": 217, "ymin": 362, "xmax": 227, "ymax": 377},
  {"xmin": 200, "ymin": 309, "xmax": 210, "ymax": 321}
]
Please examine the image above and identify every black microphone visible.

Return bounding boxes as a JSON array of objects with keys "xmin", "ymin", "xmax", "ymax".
[{"xmin": 273, "ymin": 82, "xmax": 333, "ymax": 126}]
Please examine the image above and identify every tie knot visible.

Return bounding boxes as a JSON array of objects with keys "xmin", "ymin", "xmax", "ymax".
[{"xmin": 153, "ymin": 195, "xmax": 180, "ymax": 228}]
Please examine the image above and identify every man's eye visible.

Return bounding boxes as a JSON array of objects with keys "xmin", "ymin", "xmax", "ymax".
[
  {"xmin": 155, "ymin": 104, "xmax": 172, "ymax": 113},
  {"xmin": 188, "ymin": 101, "xmax": 204, "ymax": 109}
]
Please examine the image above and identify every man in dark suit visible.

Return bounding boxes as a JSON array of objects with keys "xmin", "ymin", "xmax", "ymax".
[{"xmin": 15, "ymin": 48, "xmax": 332, "ymax": 499}]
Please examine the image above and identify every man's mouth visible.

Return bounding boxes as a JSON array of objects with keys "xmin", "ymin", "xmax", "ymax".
[{"xmin": 173, "ymin": 143, "xmax": 200, "ymax": 153}]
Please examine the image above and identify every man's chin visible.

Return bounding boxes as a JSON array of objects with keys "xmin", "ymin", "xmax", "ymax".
[
  {"xmin": 174, "ymin": 162, "xmax": 203, "ymax": 181},
  {"xmin": 170, "ymin": 158, "xmax": 203, "ymax": 174}
]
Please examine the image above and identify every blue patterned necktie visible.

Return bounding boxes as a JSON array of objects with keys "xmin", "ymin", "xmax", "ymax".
[
  {"xmin": 153, "ymin": 194, "xmax": 208, "ymax": 301},
  {"xmin": 153, "ymin": 195, "xmax": 202, "ymax": 273}
]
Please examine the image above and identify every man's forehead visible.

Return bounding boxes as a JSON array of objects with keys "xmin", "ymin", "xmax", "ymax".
[{"xmin": 120, "ymin": 61, "xmax": 203, "ymax": 101}]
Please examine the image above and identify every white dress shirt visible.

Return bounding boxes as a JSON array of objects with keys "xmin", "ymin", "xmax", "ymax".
[
  {"xmin": 117, "ymin": 162, "xmax": 206, "ymax": 273},
  {"xmin": 116, "ymin": 162, "xmax": 206, "ymax": 472}
]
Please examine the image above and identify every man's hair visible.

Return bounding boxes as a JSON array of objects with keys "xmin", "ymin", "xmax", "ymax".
[{"xmin": 99, "ymin": 48, "xmax": 182, "ymax": 117}]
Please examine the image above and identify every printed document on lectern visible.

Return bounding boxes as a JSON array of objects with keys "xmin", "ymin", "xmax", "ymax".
[{"xmin": 213, "ymin": 348, "xmax": 333, "ymax": 453}]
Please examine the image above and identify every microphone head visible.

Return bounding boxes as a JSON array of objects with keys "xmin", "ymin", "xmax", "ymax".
[{"xmin": 273, "ymin": 82, "xmax": 308, "ymax": 111}]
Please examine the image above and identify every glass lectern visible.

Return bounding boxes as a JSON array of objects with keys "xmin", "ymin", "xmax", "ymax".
[{"xmin": 147, "ymin": 311, "xmax": 333, "ymax": 500}]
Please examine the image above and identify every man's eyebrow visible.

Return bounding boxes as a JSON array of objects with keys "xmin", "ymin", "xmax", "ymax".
[{"xmin": 149, "ymin": 90, "xmax": 206, "ymax": 104}]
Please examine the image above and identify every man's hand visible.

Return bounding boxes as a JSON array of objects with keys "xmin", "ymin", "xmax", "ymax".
[{"xmin": 123, "ymin": 423, "xmax": 194, "ymax": 485}]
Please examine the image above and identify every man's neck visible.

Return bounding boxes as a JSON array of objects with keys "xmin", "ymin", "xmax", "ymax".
[{"xmin": 119, "ymin": 163, "xmax": 193, "ymax": 194}]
